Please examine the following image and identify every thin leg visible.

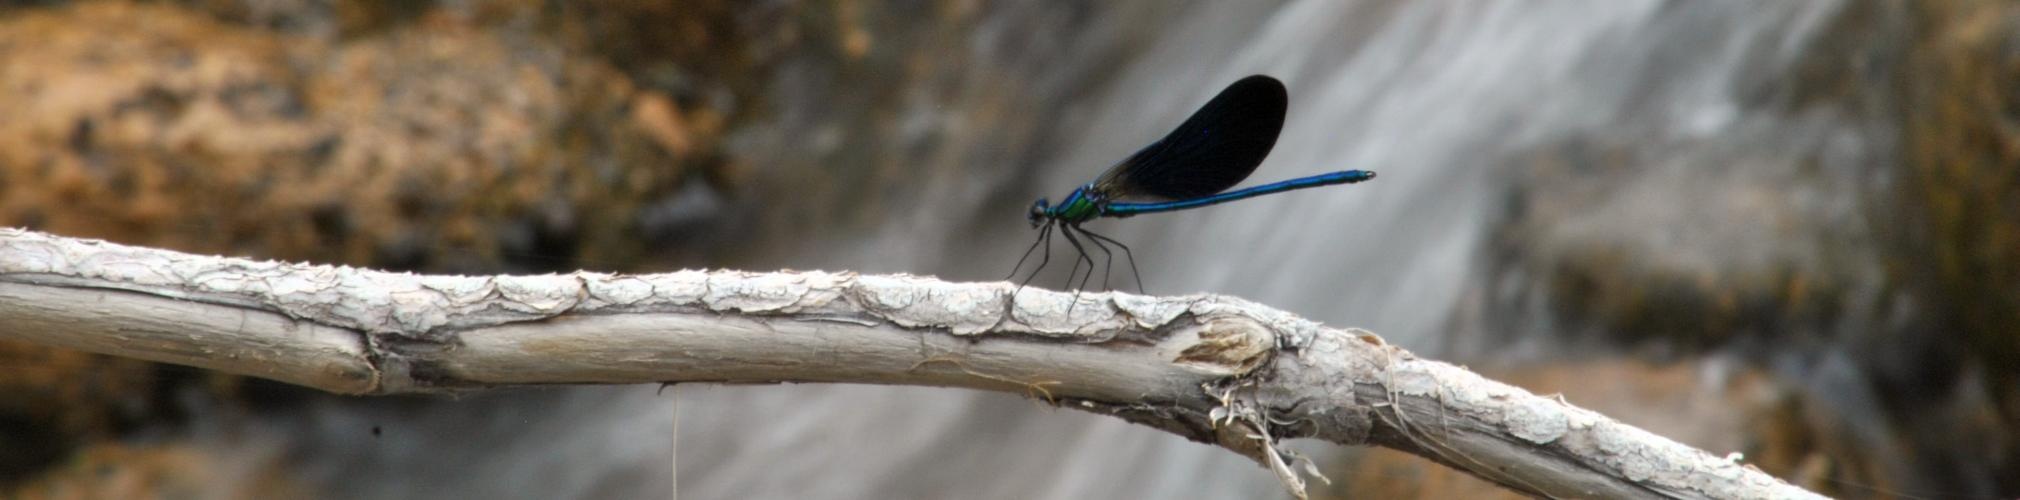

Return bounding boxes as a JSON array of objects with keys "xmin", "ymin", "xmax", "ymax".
[
  {"xmin": 1071, "ymin": 225, "xmax": 1117, "ymax": 291},
  {"xmin": 1014, "ymin": 224, "xmax": 1054, "ymax": 295},
  {"xmin": 1062, "ymin": 239, "xmax": 1085, "ymax": 291},
  {"xmin": 1007, "ymin": 222, "xmax": 1051, "ymax": 281},
  {"xmin": 1057, "ymin": 226, "xmax": 1097, "ymax": 312},
  {"xmin": 1078, "ymin": 229, "xmax": 1144, "ymax": 294},
  {"xmin": 1058, "ymin": 226, "xmax": 1097, "ymax": 289}
]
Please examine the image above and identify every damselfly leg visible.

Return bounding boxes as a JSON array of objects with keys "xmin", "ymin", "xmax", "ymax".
[
  {"xmin": 1010, "ymin": 222, "xmax": 1055, "ymax": 298},
  {"xmin": 1076, "ymin": 228, "xmax": 1143, "ymax": 294},
  {"xmin": 1057, "ymin": 225, "xmax": 1098, "ymax": 309}
]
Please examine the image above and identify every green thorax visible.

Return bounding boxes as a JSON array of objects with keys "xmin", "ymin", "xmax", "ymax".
[{"xmin": 1050, "ymin": 185, "xmax": 1105, "ymax": 223}]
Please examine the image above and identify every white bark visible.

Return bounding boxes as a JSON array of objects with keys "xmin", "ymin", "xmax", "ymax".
[{"xmin": 0, "ymin": 228, "xmax": 1820, "ymax": 499}]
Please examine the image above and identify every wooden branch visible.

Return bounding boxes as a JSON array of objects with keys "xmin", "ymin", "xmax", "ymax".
[{"xmin": 0, "ymin": 228, "xmax": 1820, "ymax": 499}]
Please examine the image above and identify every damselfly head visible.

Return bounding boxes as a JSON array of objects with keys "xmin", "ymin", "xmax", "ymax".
[{"xmin": 1027, "ymin": 198, "xmax": 1051, "ymax": 228}]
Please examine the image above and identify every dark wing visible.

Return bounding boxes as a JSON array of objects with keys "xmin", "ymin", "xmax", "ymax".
[{"xmin": 1094, "ymin": 75, "xmax": 1287, "ymax": 201}]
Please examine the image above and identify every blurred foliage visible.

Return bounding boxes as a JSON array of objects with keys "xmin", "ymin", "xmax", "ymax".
[
  {"xmin": 1493, "ymin": 2, "xmax": 1896, "ymax": 354},
  {"xmin": 0, "ymin": 0, "xmax": 1004, "ymax": 493},
  {"xmin": 0, "ymin": 344, "xmax": 156, "ymax": 485},
  {"xmin": 0, "ymin": 0, "xmax": 762, "ymax": 491},
  {"xmin": 1890, "ymin": 0, "xmax": 2020, "ymax": 492},
  {"xmin": 0, "ymin": 1, "xmax": 731, "ymax": 275},
  {"xmin": 1480, "ymin": 0, "xmax": 2020, "ymax": 495},
  {"xmin": 1899, "ymin": 0, "xmax": 2020, "ymax": 428},
  {"xmin": 7, "ymin": 441, "xmax": 305, "ymax": 499}
]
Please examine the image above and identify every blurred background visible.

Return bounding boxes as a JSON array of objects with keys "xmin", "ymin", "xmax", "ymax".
[{"xmin": 0, "ymin": 0, "xmax": 2014, "ymax": 498}]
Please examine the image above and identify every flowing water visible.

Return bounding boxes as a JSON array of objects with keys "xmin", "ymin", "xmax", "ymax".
[
  {"xmin": 680, "ymin": 1, "xmax": 1871, "ymax": 498},
  {"xmin": 287, "ymin": 1, "xmax": 1884, "ymax": 498}
]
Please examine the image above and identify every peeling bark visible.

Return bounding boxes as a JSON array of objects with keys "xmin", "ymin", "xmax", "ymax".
[{"xmin": 0, "ymin": 228, "xmax": 1821, "ymax": 499}]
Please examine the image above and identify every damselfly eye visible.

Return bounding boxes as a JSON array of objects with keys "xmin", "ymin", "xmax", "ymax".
[{"xmin": 1027, "ymin": 199, "xmax": 1050, "ymax": 228}]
